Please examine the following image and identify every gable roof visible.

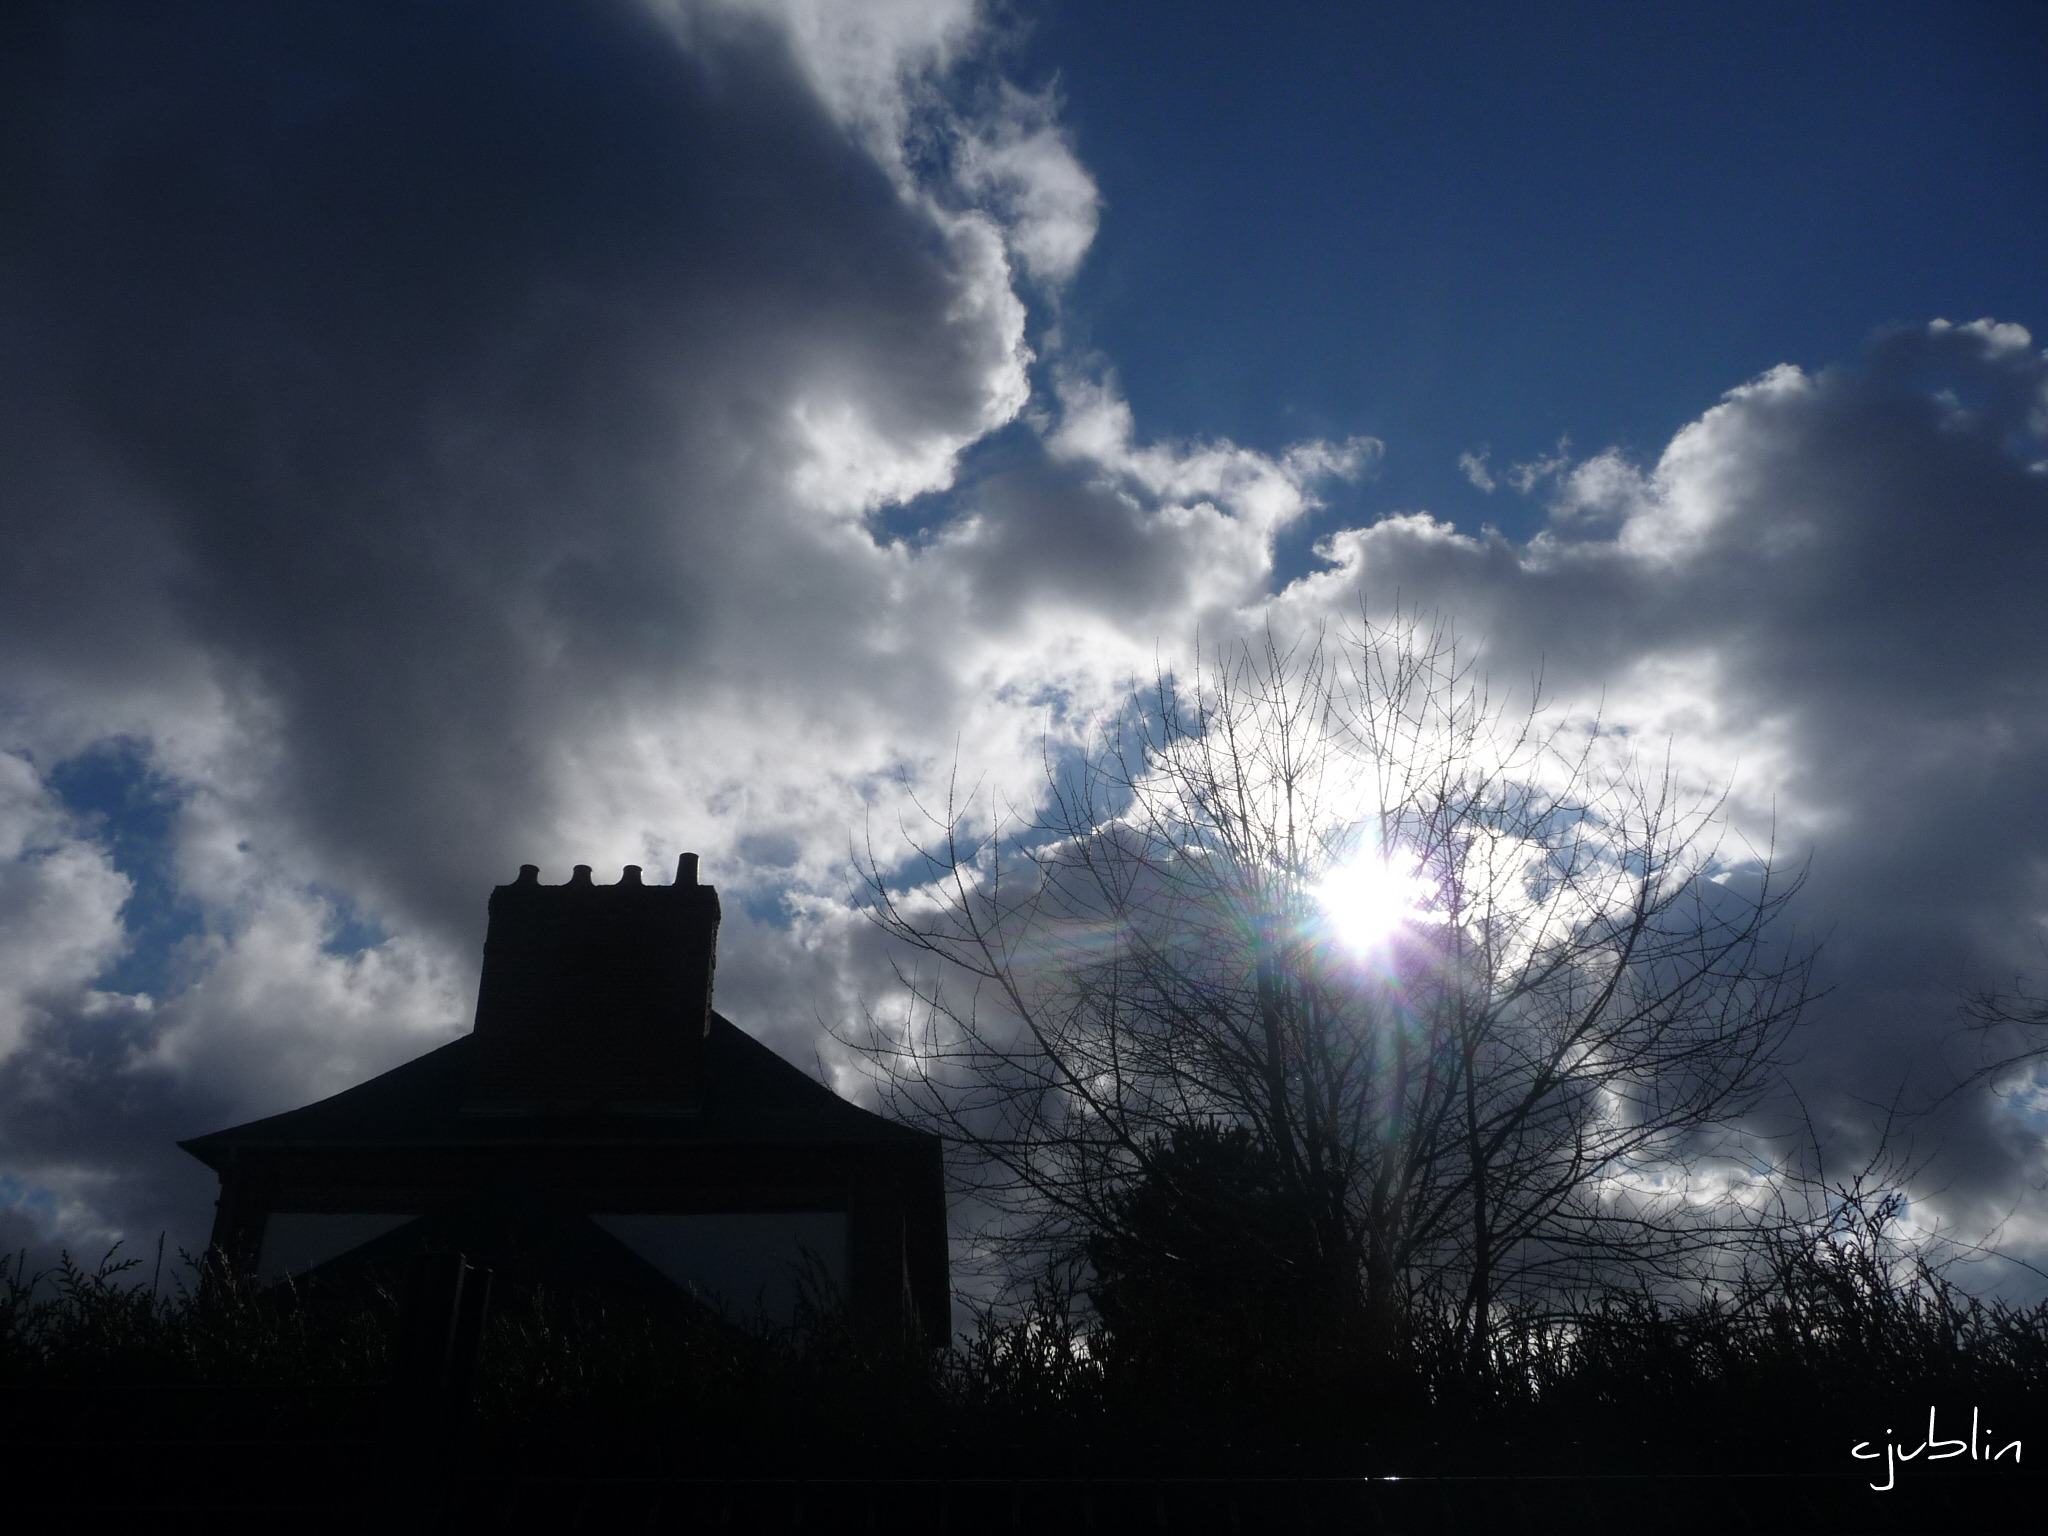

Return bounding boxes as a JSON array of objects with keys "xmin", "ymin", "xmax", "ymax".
[{"xmin": 180, "ymin": 1012, "xmax": 928, "ymax": 1170}]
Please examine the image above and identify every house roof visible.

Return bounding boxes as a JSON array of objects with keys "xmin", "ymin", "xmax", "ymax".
[{"xmin": 179, "ymin": 1013, "xmax": 929, "ymax": 1170}]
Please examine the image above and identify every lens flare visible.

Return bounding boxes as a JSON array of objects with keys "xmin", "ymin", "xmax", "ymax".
[{"xmin": 1313, "ymin": 854, "xmax": 1435, "ymax": 951}]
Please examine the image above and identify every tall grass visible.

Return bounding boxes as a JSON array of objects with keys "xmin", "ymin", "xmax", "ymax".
[
  {"xmin": 1465, "ymin": 1227, "xmax": 2048, "ymax": 1470},
  {"xmin": 0, "ymin": 1243, "xmax": 392, "ymax": 1389},
  {"xmin": 4, "ymin": 1228, "xmax": 2043, "ymax": 1477}
]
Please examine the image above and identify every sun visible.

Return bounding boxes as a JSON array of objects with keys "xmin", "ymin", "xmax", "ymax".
[{"xmin": 1313, "ymin": 853, "xmax": 1436, "ymax": 952}]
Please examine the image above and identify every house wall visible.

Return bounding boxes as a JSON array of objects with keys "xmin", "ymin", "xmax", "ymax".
[
  {"xmin": 208, "ymin": 1138, "xmax": 948, "ymax": 1330},
  {"xmin": 256, "ymin": 1211, "xmax": 416, "ymax": 1283},
  {"xmin": 592, "ymin": 1211, "xmax": 847, "ymax": 1323}
]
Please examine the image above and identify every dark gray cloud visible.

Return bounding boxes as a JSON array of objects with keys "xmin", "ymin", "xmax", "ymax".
[
  {"xmin": 5, "ymin": 0, "xmax": 1007, "ymax": 917},
  {"xmin": 0, "ymin": 0, "xmax": 1350, "ymax": 1260},
  {"xmin": 1, "ymin": 0, "xmax": 2042, "ymax": 1291}
]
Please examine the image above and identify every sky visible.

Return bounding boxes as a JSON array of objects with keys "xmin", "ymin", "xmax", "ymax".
[{"xmin": 3, "ymin": 0, "xmax": 2047, "ymax": 1289}]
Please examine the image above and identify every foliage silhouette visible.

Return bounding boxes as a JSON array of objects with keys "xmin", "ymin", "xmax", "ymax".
[{"xmin": 2, "ymin": 1219, "xmax": 2044, "ymax": 1488}]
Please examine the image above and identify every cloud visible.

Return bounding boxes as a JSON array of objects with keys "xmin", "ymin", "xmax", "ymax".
[
  {"xmin": 1457, "ymin": 449, "xmax": 1496, "ymax": 493},
  {"xmin": 1507, "ymin": 440, "xmax": 1574, "ymax": 494},
  {"xmin": 674, "ymin": 0, "xmax": 983, "ymax": 176},
  {"xmin": 1282, "ymin": 320, "xmax": 2048, "ymax": 1272},
  {"xmin": 1, "ymin": 0, "xmax": 2043, "ymax": 1290},
  {"xmin": 0, "ymin": 0, "xmax": 1359, "ymax": 1260},
  {"xmin": 951, "ymin": 82, "xmax": 1102, "ymax": 287},
  {"xmin": 0, "ymin": 754, "xmax": 132, "ymax": 1059}
]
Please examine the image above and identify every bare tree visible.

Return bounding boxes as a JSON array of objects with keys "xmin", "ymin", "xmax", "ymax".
[
  {"xmin": 1960, "ymin": 986, "xmax": 2048, "ymax": 1079},
  {"xmin": 1949, "ymin": 985, "xmax": 2048, "ymax": 1172},
  {"xmin": 850, "ymin": 615, "xmax": 1812, "ymax": 1356}
]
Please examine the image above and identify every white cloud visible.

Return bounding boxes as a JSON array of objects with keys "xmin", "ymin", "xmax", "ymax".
[
  {"xmin": 952, "ymin": 83, "xmax": 1102, "ymax": 286},
  {"xmin": 0, "ymin": 0, "xmax": 1370, "ymax": 1255},
  {"xmin": 0, "ymin": 754, "xmax": 131, "ymax": 1057},
  {"xmin": 1508, "ymin": 439, "xmax": 1574, "ymax": 494},
  {"xmin": 1278, "ymin": 321, "xmax": 2048, "ymax": 1263},
  {"xmin": 3, "ymin": 0, "xmax": 2046, "ymax": 1291},
  {"xmin": 144, "ymin": 885, "xmax": 470, "ymax": 1114},
  {"xmin": 680, "ymin": 0, "xmax": 982, "ymax": 176}
]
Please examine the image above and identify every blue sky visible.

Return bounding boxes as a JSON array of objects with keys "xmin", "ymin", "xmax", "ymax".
[
  {"xmin": 2, "ymin": 0, "xmax": 2047, "ymax": 1285},
  {"xmin": 1024, "ymin": 1, "xmax": 2046, "ymax": 554}
]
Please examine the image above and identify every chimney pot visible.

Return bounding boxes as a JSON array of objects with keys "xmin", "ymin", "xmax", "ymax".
[
  {"xmin": 468, "ymin": 855, "xmax": 722, "ymax": 1115},
  {"xmin": 677, "ymin": 852, "xmax": 699, "ymax": 886},
  {"xmin": 516, "ymin": 864, "xmax": 539, "ymax": 885}
]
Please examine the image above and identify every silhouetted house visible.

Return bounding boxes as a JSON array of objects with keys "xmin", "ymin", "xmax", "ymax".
[{"xmin": 179, "ymin": 856, "xmax": 947, "ymax": 1331}]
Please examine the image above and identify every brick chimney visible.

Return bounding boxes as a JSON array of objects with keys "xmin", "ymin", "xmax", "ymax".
[{"xmin": 462, "ymin": 854, "xmax": 719, "ymax": 1115}]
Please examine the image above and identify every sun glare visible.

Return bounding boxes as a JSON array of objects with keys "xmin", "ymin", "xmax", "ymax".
[{"xmin": 1314, "ymin": 854, "xmax": 1435, "ymax": 952}]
